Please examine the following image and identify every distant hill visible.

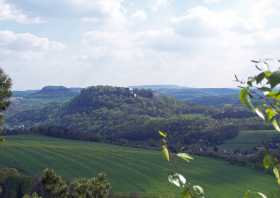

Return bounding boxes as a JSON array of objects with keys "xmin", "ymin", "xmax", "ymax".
[
  {"xmin": 7, "ymin": 86, "xmax": 242, "ymax": 147},
  {"xmin": 8, "ymin": 86, "xmax": 199, "ymax": 127},
  {"xmin": 13, "ymin": 90, "xmax": 37, "ymax": 97},
  {"xmin": 130, "ymin": 85, "xmax": 186, "ymax": 90},
  {"xmin": 11, "ymin": 85, "xmax": 239, "ymax": 107},
  {"xmin": 15, "ymin": 86, "xmax": 81, "ymax": 99},
  {"xmin": 6, "ymin": 86, "xmax": 82, "ymax": 120},
  {"xmin": 131, "ymin": 85, "xmax": 240, "ymax": 107},
  {"xmin": 28, "ymin": 85, "xmax": 81, "ymax": 99}
]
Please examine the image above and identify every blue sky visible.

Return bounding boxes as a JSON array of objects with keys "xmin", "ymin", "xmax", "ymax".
[{"xmin": 1, "ymin": 0, "xmax": 280, "ymax": 90}]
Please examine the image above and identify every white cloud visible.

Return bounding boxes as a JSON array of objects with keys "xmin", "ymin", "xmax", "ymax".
[
  {"xmin": 81, "ymin": 29, "xmax": 140, "ymax": 62},
  {"xmin": 134, "ymin": 29, "xmax": 193, "ymax": 53},
  {"xmin": 82, "ymin": 28, "xmax": 180, "ymax": 57},
  {"xmin": 171, "ymin": 6, "xmax": 254, "ymax": 36},
  {"xmin": 70, "ymin": 0, "xmax": 125, "ymax": 18},
  {"xmin": 82, "ymin": 31, "xmax": 124, "ymax": 53},
  {"xmin": 77, "ymin": 2, "xmax": 260, "ymax": 88},
  {"xmin": 152, "ymin": 0, "xmax": 173, "ymax": 11},
  {"xmin": 203, "ymin": 0, "xmax": 223, "ymax": 4},
  {"xmin": 0, "ymin": 0, "xmax": 43, "ymax": 24},
  {"xmin": 0, "ymin": 30, "xmax": 65, "ymax": 59},
  {"xmin": 246, "ymin": 0, "xmax": 280, "ymax": 30},
  {"xmin": 0, "ymin": 30, "xmax": 67, "ymax": 90},
  {"xmin": 71, "ymin": 0, "xmax": 127, "ymax": 31},
  {"xmin": 4, "ymin": 0, "xmax": 280, "ymax": 89},
  {"xmin": 164, "ymin": 1, "xmax": 280, "ymax": 86},
  {"xmin": 132, "ymin": 10, "xmax": 147, "ymax": 21},
  {"xmin": 81, "ymin": 17, "xmax": 100, "ymax": 24},
  {"xmin": 169, "ymin": 3, "xmax": 280, "ymax": 52}
]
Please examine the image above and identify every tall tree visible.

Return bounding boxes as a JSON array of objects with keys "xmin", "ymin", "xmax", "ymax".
[{"xmin": 0, "ymin": 68, "xmax": 12, "ymax": 130}]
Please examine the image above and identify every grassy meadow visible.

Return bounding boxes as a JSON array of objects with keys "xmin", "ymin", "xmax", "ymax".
[
  {"xmin": 0, "ymin": 135, "xmax": 279, "ymax": 197},
  {"xmin": 220, "ymin": 130, "xmax": 280, "ymax": 151}
]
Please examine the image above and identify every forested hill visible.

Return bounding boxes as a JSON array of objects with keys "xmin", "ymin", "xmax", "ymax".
[
  {"xmin": 63, "ymin": 86, "xmax": 198, "ymax": 116},
  {"xmin": 7, "ymin": 86, "xmax": 258, "ymax": 148},
  {"xmin": 13, "ymin": 86, "xmax": 81, "ymax": 99},
  {"xmin": 28, "ymin": 86, "xmax": 81, "ymax": 98}
]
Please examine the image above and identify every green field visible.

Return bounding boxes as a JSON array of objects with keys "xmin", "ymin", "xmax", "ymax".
[
  {"xmin": 0, "ymin": 135, "xmax": 279, "ymax": 198},
  {"xmin": 220, "ymin": 130, "xmax": 280, "ymax": 151}
]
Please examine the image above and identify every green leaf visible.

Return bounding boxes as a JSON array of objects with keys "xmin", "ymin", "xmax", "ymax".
[
  {"xmin": 243, "ymin": 190, "xmax": 267, "ymax": 198},
  {"xmin": 273, "ymin": 166, "xmax": 280, "ymax": 185},
  {"xmin": 266, "ymin": 91, "xmax": 280, "ymax": 100},
  {"xmin": 251, "ymin": 60, "xmax": 260, "ymax": 63},
  {"xmin": 255, "ymin": 72, "xmax": 265, "ymax": 83},
  {"xmin": 182, "ymin": 189, "xmax": 192, "ymax": 198},
  {"xmin": 0, "ymin": 137, "xmax": 5, "ymax": 143},
  {"xmin": 259, "ymin": 87, "xmax": 271, "ymax": 92},
  {"xmin": 264, "ymin": 71, "xmax": 272, "ymax": 78},
  {"xmin": 247, "ymin": 80, "xmax": 253, "ymax": 86},
  {"xmin": 265, "ymin": 107, "xmax": 278, "ymax": 121},
  {"xmin": 192, "ymin": 185, "xmax": 204, "ymax": 195},
  {"xmin": 272, "ymin": 119, "xmax": 280, "ymax": 132},
  {"xmin": 159, "ymin": 130, "xmax": 167, "ymax": 138},
  {"xmin": 255, "ymin": 108, "xmax": 265, "ymax": 120},
  {"xmin": 161, "ymin": 145, "xmax": 170, "ymax": 161},
  {"xmin": 168, "ymin": 173, "xmax": 186, "ymax": 188},
  {"xmin": 263, "ymin": 153, "xmax": 273, "ymax": 169},
  {"xmin": 243, "ymin": 191, "xmax": 250, "ymax": 198},
  {"xmin": 268, "ymin": 71, "xmax": 280, "ymax": 88},
  {"xmin": 257, "ymin": 192, "xmax": 267, "ymax": 198},
  {"xmin": 177, "ymin": 153, "xmax": 193, "ymax": 162},
  {"xmin": 240, "ymin": 88, "xmax": 254, "ymax": 110}
]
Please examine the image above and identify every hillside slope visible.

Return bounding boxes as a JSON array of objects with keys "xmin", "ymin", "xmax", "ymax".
[
  {"xmin": 220, "ymin": 130, "xmax": 280, "ymax": 151},
  {"xmin": 0, "ymin": 135, "xmax": 279, "ymax": 198}
]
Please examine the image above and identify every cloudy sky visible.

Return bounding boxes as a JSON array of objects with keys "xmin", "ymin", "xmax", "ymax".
[{"xmin": 1, "ymin": 0, "xmax": 280, "ymax": 90}]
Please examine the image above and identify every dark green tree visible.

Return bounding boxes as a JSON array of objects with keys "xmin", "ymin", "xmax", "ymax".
[
  {"xmin": 68, "ymin": 173, "xmax": 111, "ymax": 198},
  {"xmin": 38, "ymin": 169, "xmax": 68, "ymax": 198},
  {"xmin": 23, "ymin": 192, "xmax": 42, "ymax": 198},
  {"xmin": 0, "ymin": 68, "xmax": 12, "ymax": 130},
  {"xmin": 27, "ymin": 169, "xmax": 111, "ymax": 198}
]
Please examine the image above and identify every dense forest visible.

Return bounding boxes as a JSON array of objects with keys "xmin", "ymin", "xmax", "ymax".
[{"xmin": 5, "ymin": 86, "xmax": 268, "ymax": 150}]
